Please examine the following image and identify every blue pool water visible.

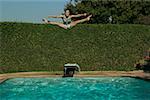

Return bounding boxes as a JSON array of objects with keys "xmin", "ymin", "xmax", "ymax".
[{"xmin": 0, "ymin": 77, "xmax": 150, "ymax": 100}]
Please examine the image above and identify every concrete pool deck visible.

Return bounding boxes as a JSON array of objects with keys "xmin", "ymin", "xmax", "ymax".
[{"xmin": 0, "ymin": 71, "xmax": 150, "ymax": 83}]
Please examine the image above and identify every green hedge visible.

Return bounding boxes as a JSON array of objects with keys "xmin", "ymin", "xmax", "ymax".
[{"xmin": 0, "ymin": 22, "xmax": 150, "ymax": 73}]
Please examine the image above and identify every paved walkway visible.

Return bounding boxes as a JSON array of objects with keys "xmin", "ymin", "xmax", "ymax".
[{"xmin": 0, "ymin": 71, "xmax": 150, "ymax": 83}]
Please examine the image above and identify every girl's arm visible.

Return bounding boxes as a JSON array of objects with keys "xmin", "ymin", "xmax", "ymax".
[
  {"xmin": 71, "ymin": 13, "xmax": 87, "ymax": 18},
  {"xmin": 48, "ymin": 15, "xmax": 64, "ymax": 18}
]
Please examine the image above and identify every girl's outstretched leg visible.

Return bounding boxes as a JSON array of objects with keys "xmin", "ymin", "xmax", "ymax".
[
  {"xmin": 42, "ymin": 18, "xmax": 67, "ymax": 29},
  {"xmin": 70, "ymin": 15, "xmax": 92, "ymax": 27}
]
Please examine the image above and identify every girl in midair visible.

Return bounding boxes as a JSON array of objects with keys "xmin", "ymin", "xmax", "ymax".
[{"xmin": 42, "ymin": 9, "xmax": 92, "ymax": 29}]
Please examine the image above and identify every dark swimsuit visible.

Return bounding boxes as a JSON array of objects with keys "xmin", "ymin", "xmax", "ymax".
[{"xmin": 62, "ymin": 16, "xmax": 72, "ymax": 25}]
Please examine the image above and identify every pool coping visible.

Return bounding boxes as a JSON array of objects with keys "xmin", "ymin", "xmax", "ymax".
[{"xmin": 0, "ymin": 71, "xmax": 150, "ymax": 83}]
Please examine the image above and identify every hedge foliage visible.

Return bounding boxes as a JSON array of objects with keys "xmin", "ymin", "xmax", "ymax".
[{"xmin": 0, "ymin": 22, "xmax": 150, "ymax": 73}]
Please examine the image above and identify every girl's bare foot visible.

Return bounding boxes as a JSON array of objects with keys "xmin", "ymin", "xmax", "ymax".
[
  {"xmin": 42, "ymin": 18, "xmax": 50, "ymax": 23},
  {"xmin": 87, "ymin": 15, "xmax": 92, "ymax": 21}
]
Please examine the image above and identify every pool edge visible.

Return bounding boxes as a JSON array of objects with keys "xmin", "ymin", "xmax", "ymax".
[{"xmin": 0, "ymin": 71, "xmax": 150, "ymax": 83}]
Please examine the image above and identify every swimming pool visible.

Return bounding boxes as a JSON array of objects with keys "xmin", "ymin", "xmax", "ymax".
[{"xmin": 0, "ymin": 77, "xmax": 150, "ymax": 100}]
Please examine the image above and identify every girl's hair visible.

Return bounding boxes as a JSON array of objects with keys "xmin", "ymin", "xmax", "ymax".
[
  {"xmin": 64, "ymin": 9, "xmax": 71, "ymax": 12},
  {"xmin": 64, "ymin": 9, "xmax": 72, "ymax": 14}
]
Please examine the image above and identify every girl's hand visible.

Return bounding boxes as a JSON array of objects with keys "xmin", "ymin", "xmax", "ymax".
[{"xmin": 83, "ymin": 13, "xmax": 87, "ymax": 16}]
